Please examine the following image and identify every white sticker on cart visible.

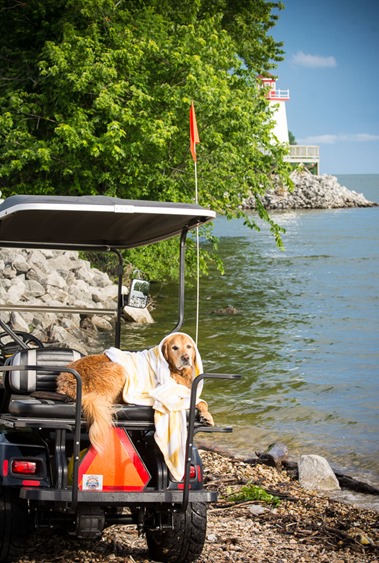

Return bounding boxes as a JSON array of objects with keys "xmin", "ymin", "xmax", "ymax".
[{"xmin": 82, "ymin": 474, "xmax": 103, "ymax": 491}]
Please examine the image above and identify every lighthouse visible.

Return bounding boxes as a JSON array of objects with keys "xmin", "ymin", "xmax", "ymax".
[
  {"xmin": 260, "ymin": 76, "xmax": 290, "ymax": 144},
  {"xmin": 260, "ymin": 75, "xmax": 320, "ymax": 173}
]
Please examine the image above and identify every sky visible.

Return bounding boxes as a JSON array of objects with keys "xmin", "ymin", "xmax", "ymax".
[{"xmin": 270, "ymin": 0, "xmax": 379, "ymax": 174}]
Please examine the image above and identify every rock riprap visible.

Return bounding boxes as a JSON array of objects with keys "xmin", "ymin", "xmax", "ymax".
[
  {"xmin": 244, "ymin": 172, "xmax": 377, "ymax": 210},
  {"xmin": 0, "ymin": 248, "xmax": 152, "ymax": 354}
]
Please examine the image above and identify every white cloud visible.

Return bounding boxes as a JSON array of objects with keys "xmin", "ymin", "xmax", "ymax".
[
  {"xmin": 291, "ymin": 51, "xmax": 337, "ymax": 68},
  {"xmin": 298, "ymin": 133, "xmax": 379, "ymax": 144}
]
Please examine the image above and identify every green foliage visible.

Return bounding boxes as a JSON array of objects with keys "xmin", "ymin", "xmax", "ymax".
[
  {"xmin": 124, "ymin": 228, "xmax": 223, "ymax": 284},
  {"xmin": 0, "ymin": 0, "xmax": 290, "ymax": 280},
  {"xmin": 228, "ymin": 482, "xmax": 281, "ymax": 507},
  {"xmin": 288, "ymin": 130, "xmax": 297, "ymax": 145}
]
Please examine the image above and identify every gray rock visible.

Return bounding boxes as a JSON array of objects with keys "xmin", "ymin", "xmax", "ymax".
[
  {"xmin": 123, "ymin": 305, "xmax": 154, "ymax": 324},
  {"xmin": 91, "ymin": 316, "xmax": 114, "ymax": 332},
  {"xmin": 7, "ymin": 281, "xmax": 27, "ymax": 303},
  {"xmin": 46, "ymin": 271, "xmax": 67, "ymax": 289},
  {"xmin": 298, "ymin": 454, "xmax": 340, "ymax": 491},
  {"xmin": 48, "ymin": 325, "xmax": 88, "ymax": 355},
  {"xmin": 24, "ymin": 279, "xmax": 46, "ymax": 298},
  {"xmin": 244, "ymin": 172, "xmax": 377, "ymax": 210},
  {"xmin": 12, "ymin": 255, "xmax": 30, "ymax": 274},
  {"xmin": 3, "ymin": 265, "xmax": 17, "ymax": 279},
  {"xmin": 0, "ymin": 248, "xmax": 153, "ymax": 353},
  {"xmin": 43, "ymin": 286, "xmax": 69, "ymax": 302},
  {"xmin": 27, "ymin": 249, "xmax": 52, "ymax": 268},
  {"xmin": 27, "ymin": 265, "xmax": 49, "ymax": 283},
  {"xmin": 10, "ymin": 311, "xmax": 30, "ymax": 332}
]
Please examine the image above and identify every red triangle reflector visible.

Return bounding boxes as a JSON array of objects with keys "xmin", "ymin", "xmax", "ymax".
[{"xmin": 78, "ymin": 428, "xmax": 151, "ymax": 491}]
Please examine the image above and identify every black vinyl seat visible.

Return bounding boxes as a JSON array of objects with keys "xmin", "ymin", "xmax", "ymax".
[
  {"xmin": 6, "ymin": 347, "xmax": 83, "ymax": 393},
  {"xmin": 8, "ymin": 397, "xmax": 155, "ymax": 422},
  {"xmin": 2, "ymin": 347, "xmax": 82, "ymax": 414},
  {"xmin": 2, "ymin": 347, "xmax": 156, "ymax": 423}
]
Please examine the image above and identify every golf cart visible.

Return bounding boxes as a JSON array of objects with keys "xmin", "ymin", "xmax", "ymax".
[{"xmin": 0, "ymin": 195, "xmax": 239, "ymax": 563}]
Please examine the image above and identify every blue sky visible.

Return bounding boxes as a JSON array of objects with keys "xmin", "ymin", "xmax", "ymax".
[{"xmin": 271, "ymin": 0, "xmax": 379, "ymax": 174}]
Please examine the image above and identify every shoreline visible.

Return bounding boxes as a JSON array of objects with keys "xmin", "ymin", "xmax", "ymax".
[
  {"xmin": 196, "ymin": 429, "xmax": 379, "ymax": 515},
  {"xmin": 199, "ymin": 448, "xmax": 379, "ymax": 562},
  {"xmin": 197, "ymin": 441, "xmax": 379, "ymax": 513},
  {"xmin": 15, "ymin": 448, "xmax": 379, "ymax": 562}
]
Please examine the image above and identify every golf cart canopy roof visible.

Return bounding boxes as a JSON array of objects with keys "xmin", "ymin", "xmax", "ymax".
[{"xmin": 0, "ymin": 195, "xmax": 216, "ymax": 250}]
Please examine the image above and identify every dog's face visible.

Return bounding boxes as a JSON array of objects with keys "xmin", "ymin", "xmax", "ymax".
[{"xmin": 162, "ymin": 333, "xmax": 196, "ymax": 374}]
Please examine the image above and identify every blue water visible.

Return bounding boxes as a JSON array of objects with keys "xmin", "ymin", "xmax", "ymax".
[
  {"xmin": 207, "ymin": 175, "xmax": 379, "ymax": 480},
  {"xmin": 122, "ymin": 174, "xmax": 379, "ymax": 491}
]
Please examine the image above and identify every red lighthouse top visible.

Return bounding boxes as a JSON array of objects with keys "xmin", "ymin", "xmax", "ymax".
[{"xmin": 259, "ymin": 76, "xmax": 290, "ymax": 101}]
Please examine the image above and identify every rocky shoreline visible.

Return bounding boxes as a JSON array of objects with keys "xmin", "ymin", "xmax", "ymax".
[
  {"xmin": 14, "ymin": 448, "xmax": 379, "ymax": 562},
  {"xmin": 244, "ymin": 171, "xmax": 377, "ymax": 210}
]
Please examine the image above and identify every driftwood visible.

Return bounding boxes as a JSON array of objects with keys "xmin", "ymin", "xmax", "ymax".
[
  {"xmin": 196, "ymin": 441, "xmax": 241, "ymax": 460},
  {"xmin": 255, "ymin": 442, "xmax": 289, "ymax": 469},
  {"xmin": 333, "ymin": 472, "xmax": 379, "ymax": 496}
]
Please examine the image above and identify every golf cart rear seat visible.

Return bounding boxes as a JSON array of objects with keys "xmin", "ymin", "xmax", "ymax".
[{"xmin": 1, "ymin": 347, "xmax": 155, "ymax": 425}]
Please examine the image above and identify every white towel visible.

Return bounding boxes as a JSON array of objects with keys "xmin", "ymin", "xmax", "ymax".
[{"xmin": 104, "ymin": 333, "xmax": 204, "ymax": 481}]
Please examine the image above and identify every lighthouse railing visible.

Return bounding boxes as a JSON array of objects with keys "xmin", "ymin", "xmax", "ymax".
[
  {"xmin": 269, "ymin": 89, "xmax": 290, "ymax": 99},
  {"xmin": 284, "ymin": 145, "xmax": 320, "ymax": 174},
  {"xmin": 285, "ymin": 145, "xmax": 319, "ymax": 161}
]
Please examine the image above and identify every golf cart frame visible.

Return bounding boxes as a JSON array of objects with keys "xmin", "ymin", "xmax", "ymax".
[{"xmin": 0, "ymin": 195, "xmax": 239, "ymax": 562}]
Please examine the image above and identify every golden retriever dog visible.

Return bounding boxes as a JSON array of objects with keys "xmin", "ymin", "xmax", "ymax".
[{"xmin": 56, "ymin": 333, "xmax": 214, "ymax": 453}]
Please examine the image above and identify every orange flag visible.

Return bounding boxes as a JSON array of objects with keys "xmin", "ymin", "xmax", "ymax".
[{"xmin": 189, "ymin": 102, "xmax": 200, "ymax": 161}]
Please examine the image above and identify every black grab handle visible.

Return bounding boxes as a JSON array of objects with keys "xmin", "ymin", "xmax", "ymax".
[{"xmin": 181, "ymin": 373, "xmax": 241, "ymax": 512}]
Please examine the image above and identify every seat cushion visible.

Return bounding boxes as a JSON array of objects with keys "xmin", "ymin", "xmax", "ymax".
[
  {"xmin": 7, "ymin": 347, "xmax": 83, "ymax": 393},
  {"xmin": 8, "ymin": 398, "xmax": 155, "ymax": 422}
]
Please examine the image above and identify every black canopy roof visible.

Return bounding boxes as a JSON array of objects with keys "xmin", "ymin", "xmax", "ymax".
[{"xmin": 0, "ymin": 195, "xmax": 216, "ymax": 250}]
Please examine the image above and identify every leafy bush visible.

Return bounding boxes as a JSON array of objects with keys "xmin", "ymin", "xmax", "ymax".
[{"xmin": 228, "ymin": 482, "xmax": 281, "ymax": 507}]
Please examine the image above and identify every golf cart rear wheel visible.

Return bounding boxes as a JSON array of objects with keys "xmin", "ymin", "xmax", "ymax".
[
  {"xmin": 146, "ymin": 502, "xmax": 207, "ymax": 563},
  {"xmin": 0, "ymin": 487, "xmax": 32, "ymax": 562}
]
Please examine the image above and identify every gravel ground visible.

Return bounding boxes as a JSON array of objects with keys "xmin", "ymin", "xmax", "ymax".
[{"xmin": 15, "ymin": 449, "xmax": 379, "ymax": 563}]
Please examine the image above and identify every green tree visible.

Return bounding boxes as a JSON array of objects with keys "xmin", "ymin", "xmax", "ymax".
[
  {"xmin": 0, "ymin": 0, "xmax": 289, "ymax": 277},
  {"xmin": 288, "ymin": 131, "xmax": 297, "ymax": 145}
]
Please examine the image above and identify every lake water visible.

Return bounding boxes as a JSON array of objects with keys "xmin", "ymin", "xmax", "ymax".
[{"xmin": 121, "ymin": 174, "xmax": 379, "ymax": 502}]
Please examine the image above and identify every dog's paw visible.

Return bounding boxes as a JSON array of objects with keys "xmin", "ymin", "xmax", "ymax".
[{"xmin": 199, "ymin": 412, "xmax": 214, "ymax": 427}]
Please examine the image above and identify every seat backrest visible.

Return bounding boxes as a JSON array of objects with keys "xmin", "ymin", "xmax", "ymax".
[{"xmin": 6, "ymin": 347, "xmax": 83, "ymax": 394}]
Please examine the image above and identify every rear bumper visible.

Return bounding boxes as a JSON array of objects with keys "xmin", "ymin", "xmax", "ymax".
[{"xmin": 20, "ymin": 487, "xmax": 217, "ymax": 505}]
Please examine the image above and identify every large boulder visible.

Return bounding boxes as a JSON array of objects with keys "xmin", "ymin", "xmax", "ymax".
[{"xmin": 298, "ymin": 454, "xmax": 340, "ymax": 492}]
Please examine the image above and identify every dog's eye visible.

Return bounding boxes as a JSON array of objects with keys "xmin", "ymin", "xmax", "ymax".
[
  {"xmin": 186, "ymin": 344, "xmax": 192, "ymax": 349},
  {"xmin": 172, "ymin": 345, "xmax": 179, "ymax": 351}
]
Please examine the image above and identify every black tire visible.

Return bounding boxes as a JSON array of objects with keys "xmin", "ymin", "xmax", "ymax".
[
  {"xmin": 0, "ymin": 331, "xmax": 44, "ymax": 365},
  {"xmin": 146, "ymin": 502, "xmax": 207, "ymax": 563},
  {"xmin": 0, "ymin": 488, "xmax": 33, "ymax": 562}
]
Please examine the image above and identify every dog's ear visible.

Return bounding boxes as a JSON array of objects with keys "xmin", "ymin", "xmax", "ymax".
[
  {"xmin": 190, "ymin": 341, "xmax": 196, "ymax": 365},
  {"xmin": 161, "ymin": 340, "xmax": 168, "ymax": 362}
]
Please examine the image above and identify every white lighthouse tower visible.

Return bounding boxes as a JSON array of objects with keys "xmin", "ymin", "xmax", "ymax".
[
  {"xmin": 260, "ymin": 76, "xmax": 290, "ymax": 144},
  {"xmin": 259, "ymin": 75, "xmax": 320, "ymax": 173}
]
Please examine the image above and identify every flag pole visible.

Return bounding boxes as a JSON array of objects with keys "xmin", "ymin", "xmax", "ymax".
[
  {"xmin": 194, "ymin": 155, "xmax": 200, "ymax": 345},
  {"xmin": 190, "ymin": 102, "xmax": 200, "ymax": 345},
  {"xmin": 194, "ymin": 159, "xmax": 198, "ymax": 204}
]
